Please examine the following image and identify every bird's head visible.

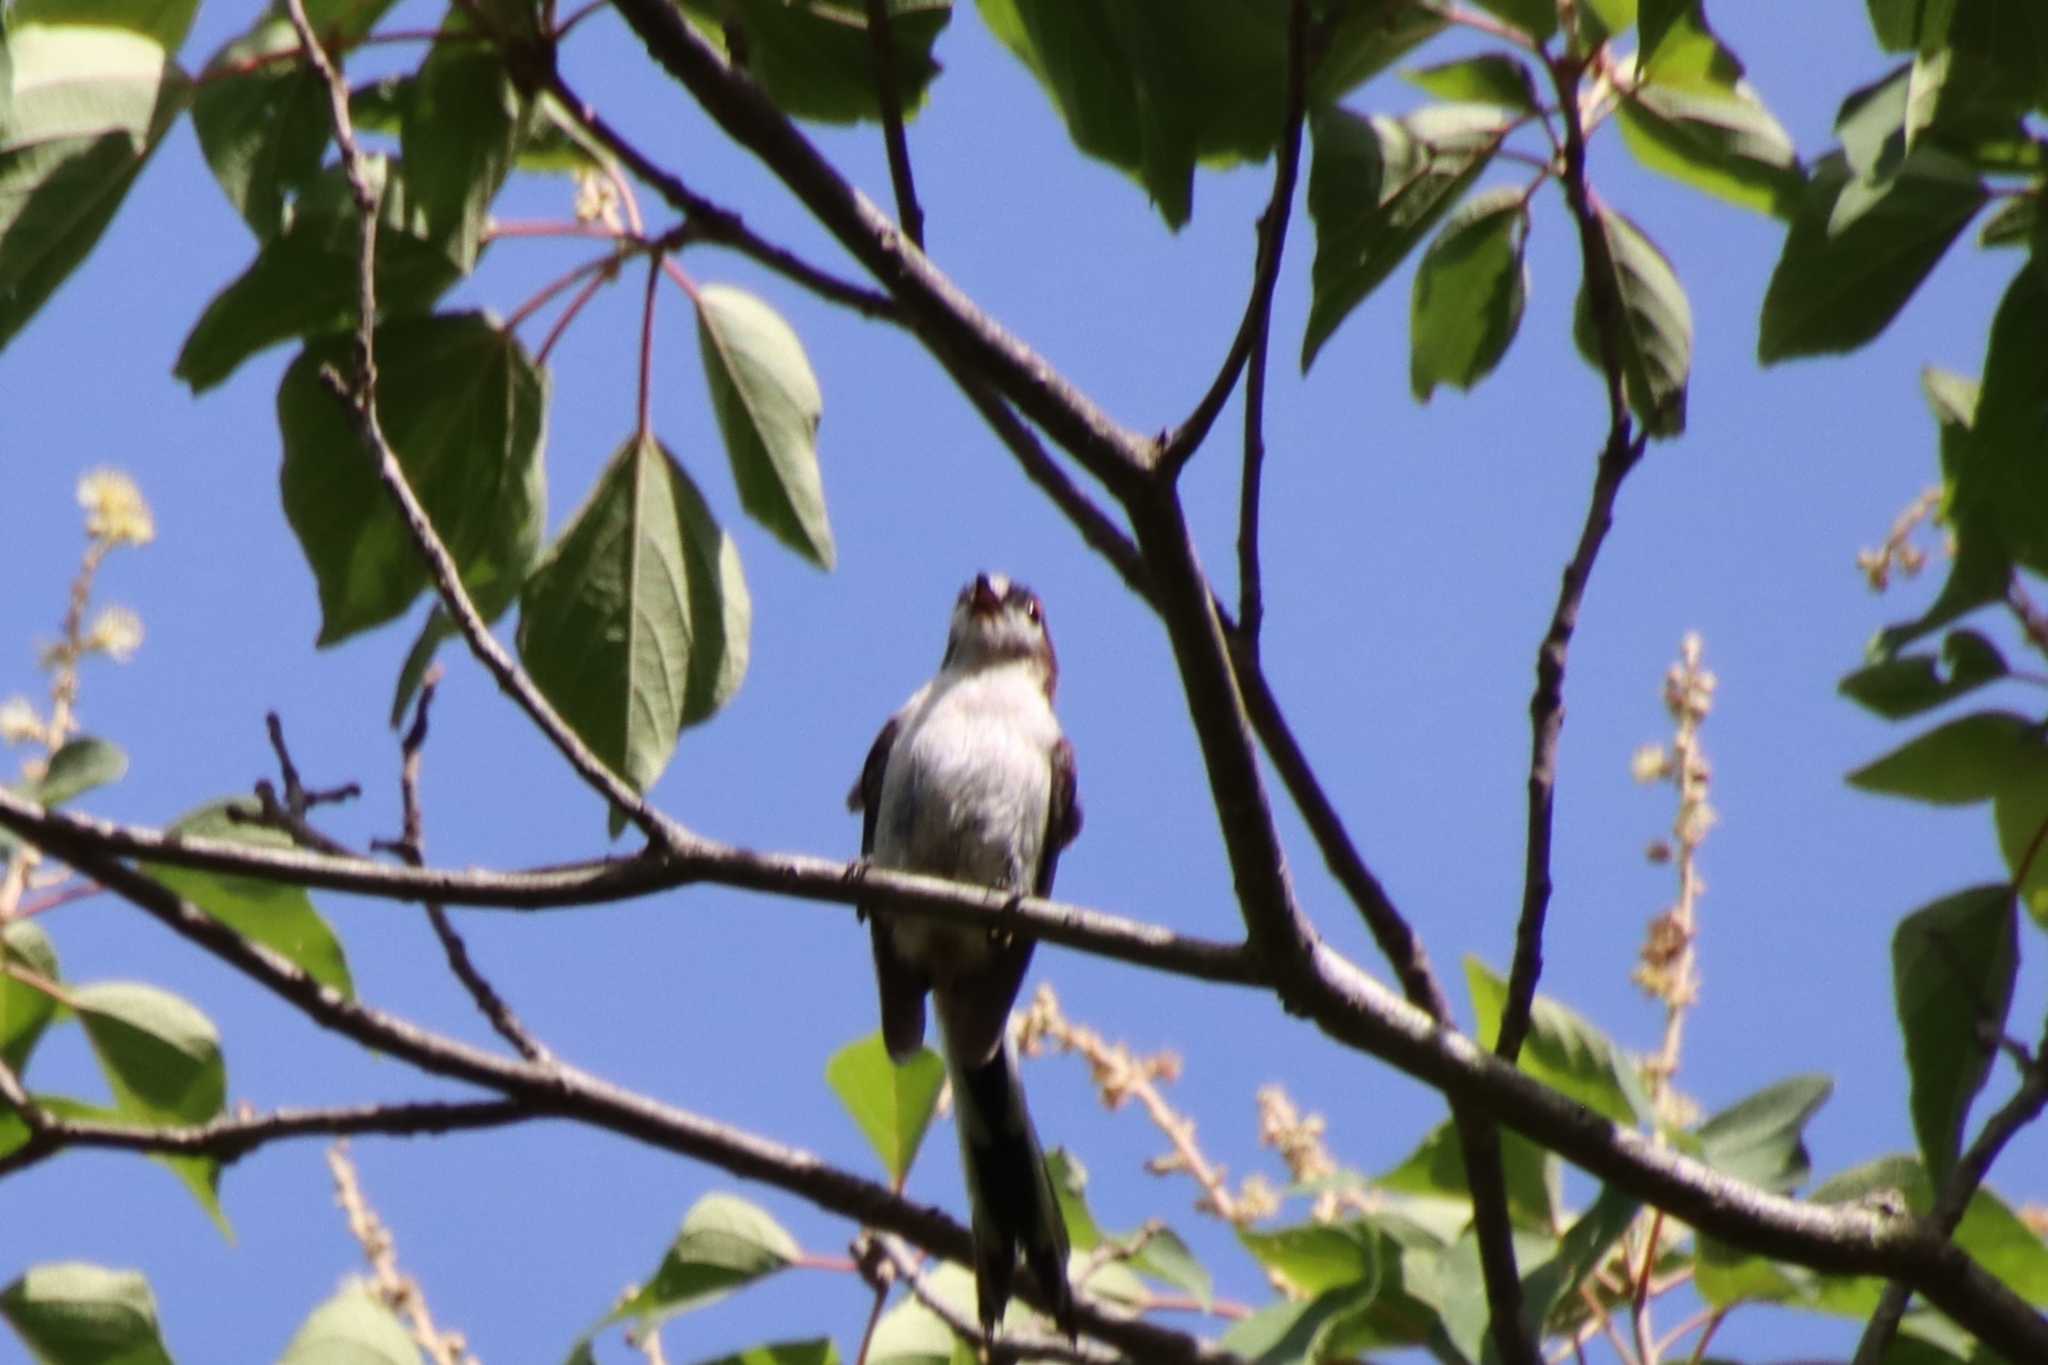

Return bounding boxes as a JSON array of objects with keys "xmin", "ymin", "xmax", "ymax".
[{"xmin": 941, "ymin": 572, "xmax": 1058, "ymax": 693}]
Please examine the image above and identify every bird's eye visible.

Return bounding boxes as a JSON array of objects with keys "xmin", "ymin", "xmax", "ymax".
[{"xmin": 1025, "ymin": 600, "xmax": 1041, "ymax": 623}]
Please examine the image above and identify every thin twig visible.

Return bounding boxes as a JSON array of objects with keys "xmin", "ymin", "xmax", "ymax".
[
  {"xmin": 1235, "ymin": 313, "xmax": 1270, "ymax": 652},
  {"xmin": 863, "ymin": 0, "xmax": 924, "ymax": 249},
  {"xmin": 1157, "ymin": 0, "xmax": 1307, "ymax": 476}
]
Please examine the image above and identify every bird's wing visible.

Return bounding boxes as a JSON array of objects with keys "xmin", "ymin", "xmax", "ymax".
[
  {"xmin": 852, "ymin": 712, "xmax": 930, "ymax": 1060},
  {"xmin": 1034, "ymin": 737, "xmax": 1081, "ymax": 899}
]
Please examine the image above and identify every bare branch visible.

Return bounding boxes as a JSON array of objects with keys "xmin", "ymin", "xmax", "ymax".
[{"xmin": 863, "ymin": 0, "xmax": 924, "ymax": 250}]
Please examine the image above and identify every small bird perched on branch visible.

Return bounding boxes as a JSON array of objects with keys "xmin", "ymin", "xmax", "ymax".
[{"xmin": 849, "ymin": 571, "xmax": 1081, "ymax": 1337}]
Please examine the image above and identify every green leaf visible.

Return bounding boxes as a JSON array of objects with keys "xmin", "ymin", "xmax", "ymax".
[
  {"xmin": 190, "ymin": 14, "xmax": 331, "ymax": 239},
  {"xmin": 1408, "ymin": 187, "xmax": 1529, "ymax": 401},
  {"xmin": 389, "ymin": 606, "xmax": 455, "ymax": 729},
  {"xmin": 1615, "ymin": 82, "xmax": 1803, "ymax": 217},
  {"xmin": 279, "ymin": 1281, "xmax": 419, "ymax": 1365},
  {"xmin": 1866, "ymin": 0, "xmax": 1951, "ymax": 53},
  {"xmin": 144, "ymin": 799, "xmax": 354, "ymax": 998},
  {"xmin": 0, "ymin": 23, "xmax": 192, "ymax": 355},
  {"xmin": 1576, "ymin": 0, "xmax": 1637, "ymax": 46},
  {"xmin": 1991, "ymin": 751, "xmax": 2048, "ymax": 923},
  {"xmin": 1517, "ymin": 1185, "xmax": 1639, "ymax": 1338},
  {"xmin": 174, "ymin": 156, "xmax": 465, "ymax": 391},
  {"xmin": 8, "ymin": 0, "xmax": 198, "ymax": 50},
  {"xmin": 277, "ymin": 311, "xmax": 548, "ymax": 643},
  {"xmin": 1128, "ymin": 1225, "xmax": 1212, "ymax": 1311},
  {"xmin": 1302, "ymin": 103, "xmax": 1512, "ymax": 371},
  {"xmin": 1218, "ymin": 1282, "xmax": 1379, "ymax": 1365},
  {"xmin": 1813, "ymin": 1156, "xmax": 2048, "ymax": 1307},
  {"xmin": 695, "ymin": 285, "xmax": 835, "ymax": 569},
  {"xmin": 1636, "ymin": 0, "xmax": 1692, "ymax": 66},
  {"xmin": 1758, "ymin": 151, "xmax": 1986, "ymax": 363},
  {"xmin": 1840, "ymin": 629, "xmax": 2008, "ymax": 718},
  {"xmin": 825, "ymin": 1032, "xmax": 944, "ymax": 1186},
  {"xmin": 1893, "ymin": 886, "xmax": 2017, "ymax": 1187},
  {"xmin": 864, "ymin": 1262, "xmax": 978, "ymax": 1365},
  {"xmin": 1044, "ymin": 1147, "xmax": 1105, "ymax": 1251},
  {"xmin": 1, "ymin": 920, "xmax": 62, "ymax": 1074},
  {"xmin": 400, "ymin": 24, "xmax": 523, "ymax": 272},
  {"xmin": 1238, "ymin": 1220, "xmax": 1377, "ymax": 1296},
  {"xmin": 0, "ymin": 1263, "xmax": 174, "ymax": 1365},
  {"xmin": 1571, "ymin": 202, "xmax": 1692, "ymax": 437},
  {"xmin": 517, "ymin": 433, "xmax": 751, "ymax": 818},
  {"xmin": 694, "ymin": 1343, "xmax": 839, "ymax": 1365},
  {"xmin": 32, "ymin": 737, "xmax": 127, "ymax": 806},
  {"xmin": 1695, "ymin": 1074, "xmax": 1833, "ymax": 1193},
  {"xmin": 1694, "ymin": 1236, "xmax": 1811, "ymax": 1308},
  {"xmin": 1464, "ymin": 0, "xmax": 1555, "ymax": 43},
  {"xmin": 1847, "ymin": 709, "xmax": 2039, "ymax": 805},
  {"xmin": 73, "ymin": 981, "xmax": 226, "ymax": 1125},
  {"xmin": 600, "ymin": 1194, "xmax": 800, "ymax": 1334},
  {"xmin": 1376, "ymin": 1117, "xmax": 1558, "ymax": 1230},
  {"xmin": 1467, "ymin": 957, "xmax": 1651, "ymax": 1129},
  {"xmin": 1310, "ymin": 5, "xmax": 1448, "ymax": 107},
  {"xmin": 1979, "ymin": 195, "xmax": 2039, "ymax": 249},
  {"xmin": 680, "ymin": 0, "xmax": 950, "ymax": 126},
  {"xmin": 1957, "ymin": 262, "xmax": 2048, "ymax": 577},
  {"xmin": 1401, "ymin": 55, "xmax": 1538, "ymax": 114}
]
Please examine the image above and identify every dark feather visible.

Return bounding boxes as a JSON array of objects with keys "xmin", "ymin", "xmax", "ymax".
[
  {"xmin": 955, "ymin": 1044, "xmax": 1075, "ymax": 1338},
  {"xmin": 852, "ymin": 714, "xmax": 931, "ymax": 1059}
]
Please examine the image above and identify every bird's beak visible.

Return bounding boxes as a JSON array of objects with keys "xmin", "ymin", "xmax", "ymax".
[{"xmin": 970, "ymin": 574, "xmax": 1002, "ymax": 615}]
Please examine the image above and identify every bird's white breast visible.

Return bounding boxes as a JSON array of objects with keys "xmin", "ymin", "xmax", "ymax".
[{"xmin": 874, "ymin": 662, "xmax": 1060, "ymax": 972}]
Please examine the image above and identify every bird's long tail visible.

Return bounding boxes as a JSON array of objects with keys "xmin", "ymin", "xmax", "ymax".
[{"xmin": 951, "ymin": 1040, "xmax": 1075, "ymax": 1337}]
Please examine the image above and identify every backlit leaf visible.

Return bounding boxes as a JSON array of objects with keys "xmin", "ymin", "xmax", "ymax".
[
  {"xmin": 825, "ymin": 1032, "xmax": 944, "ymax": 1186},
  {"xmin": 1409, "ymin": 187, "xmax": 1528, "ymax": 401},
  {"xmin": 73, "ymin": 981, "xmax": 226, "ymax": 1126},
  {"xmin": 1571, "ymin": 203, "xmax": 1692, "ymax": 437},
  {"xmin": 0, "ymin": 1263, "xmax": 173, "ymax": 1365},
  {"xmin": 1893, "ymin": 887, "xmax": 2016, "ymax": 1187}
]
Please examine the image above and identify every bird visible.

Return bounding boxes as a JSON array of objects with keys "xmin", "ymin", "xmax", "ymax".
[{"xmin": 848, "ymin": 571, "xmax": 1081, "ymax": 1338}]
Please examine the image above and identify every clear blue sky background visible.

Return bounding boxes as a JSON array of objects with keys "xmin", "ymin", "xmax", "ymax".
[{"xmin": 2, "ymin": 2, "xmax": 2041, "ymax": 1361}]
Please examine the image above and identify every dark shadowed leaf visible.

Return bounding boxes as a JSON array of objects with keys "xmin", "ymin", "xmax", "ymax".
[
  {"xmin": 277, "ymin": 312, "xmax": 548, "ymax": 643},
  {"xmin": 1571, "ymin": 203, "xmax": 1692, "ymax": 437},
  {"xmin": 0, "ymin": 23, "xmax": 192, "ymax": 354},
  {"xmin": 401, "ymin": 24, "xmax": 523, "ymax": 271},
  {"xmin": 175, "ymin": 157, "xmax": 465, "ymax": 391},
  {"xmin": 279, "ymin": 1282, "xmax": 418, "ymax": 1365},
  {"xmin": 1409, "ymin": 187, "xmax": 1529, "ymax": 401},
  {"xmin": 517, "ymin": 433, "xmax": 750, "ymax": 815},
  {"xmin": 1840, "ymin": 629, "xmax": 2007, "ymax": 718},
  {"xmin": 694, "ymin": 1343, "xmax": 838, "ymax": 1365},
  {"xmin": 1758, "ymin": 151, "xmax": 1985, "ymax": 363},
  {"xmin": 825, "ymin": 1032, "xmax": 944, "ymax": 1186},
  {"xmin": 1893, "ymin": 886, "xmax": 2016, "ymax": 1187},
  {"xmin": 695, "ymin": 286, "xmax": 834, "ymax": 568},
  {"xmin": 1955, "ymin": 263, "xmax": 2048, "ymax": 577},
  {"xmin": 1847, "ymin": 710, "xmax": 2039, "ymax": 805},
  {"xmin": 681, "ymin": 0, "xmax": 950, "ymax": 125},
  {"xmin": 145, "ymin": 799, "xmax": 354, "ymax": 998},
  {"xmin": 0, "ymin": 1263, "xmax": 174, "ymax": 1365},
  {"xmin": 1979, "ymin": 195, "xmax": 2039, "ymax": 249},
  {"xmin": 1303, "ymin": 103, "xmax": 1512, "ymax": 370},
  {"xmin": 191, "ymin": 14, "xmax": 331, "ymax": 239},
  {"xmin": 1696, "ymin": 1074, "xmax": 1833, "ymax": 1192},
  {"xmin": 1465, "ymin": 0, "xmax": 1555, "ymax": 43},
  {"xmin": 1, "ymin": 920, "xmax": 62, "ymax": 1074}
]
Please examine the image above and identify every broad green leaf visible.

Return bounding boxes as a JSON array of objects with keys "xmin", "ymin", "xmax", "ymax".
[
  {"xmin": 517, "ymin": 433, "xmax": 751, "ymax": 818},
  {"xmin": 1218, "ymin": 1281, "xmax": 1378, "ymax": 1365},
  {"xmin": 31, "ymin": 737, "xmax": 127, "ymax": 805},
  {"xmin": 1310, "ymin": 1212, "xmax": 1457, "ymax": 1353},
  {"xmin": 1840, "ymin": 629, "xmax": 2008, "ymax": 718},
  {"xmin": 1, "ymin": 920, "xmax": 62, "ymax": 1074},
  {"xmin": 1238, "ymin": 1220, "xmax": 1377, "ymax": 1296},
  {"xmin": 1128, "ymin": 1225, "xmax": 1212, "ymax": 1311},
  {"xmin": 1436, "ymin": 1221, "xmax": 1562, "ymax": 1364},
  {"xmin": 1957, "ymin": 262, "xmax": 2048, "ymax": 577},
  {"xmin": 191, "ymin": 14, "xmax": 330, "ymax": 239},
  {"xmin": 1302, "ymin": 103, "xmax": 1512, "ymax": 370},
  {"xmin": 1758, "ymin": 151, "xmax": 1985, "ymax": 363},
  {"xmin": 37, "ymin": 1094, "xmax": 230, "ymax": 1237},
  {"xmin": 1847, "ymin": 710, "xmax": 2039, "ymax": 805},
  {"xmin": 1636, "ymin": 0, "xmax": 1692, "ymax": 67},
  {"xmin": 1866, "ymin": 0, "xmax": 1951, "ymax": 53},
  {"xmin": 595, "ymin": 1194, "xmax": 799, "ymax": 1337},
  {"xmin": 400, "ymin": 24, "xmax": 523, "ymax": 272},
  {"xmin": 1375, "ymin": 1116, "xmax": 1558, "ymax": 1230},
  {"xmin": 1979, "ymin": 195, "xmax": 2038, "ymax": 249},
  {"xmin": 1409, "ymin": 187, "xmax": 1528, "ymax": 401},
  {"xmin": 144, "ymin": 799, "xmax": 354, "ymax": 998},
  {"xmin": 279, "ymin": 1281, "xmax": 419, "ymax": 1365},
  {"xmin": 1695, "ymin": 1074, "xmax": 1833, "ymax": 1193},
  {"xmin": 1045, "ymin": 1147, "xmax": 1105, "ymax": 1251},
  {"xmin": 1992, "ymin": 754, "xmax": 2048, "ymax": 922},
  {"xmin": 1893, "ymin": 887, "xmax": 2016, "ymax": 1187},
  {"xmin": 1401, "ymin": 55, "xmax": 1537, "ymax": 114},
  {"xmin": 1571, "ymin": 203, "xmax": 1692, "ymax": 437},
  {"xmin": 1464, "ymin": 0, "xmax": 1555, "ymax": 43},
  {"xmin": 300, "ymin": 0, "xmax": 404, "ymax": 41},
  {"xmin": 695, "ymin": 286, "xmax": 835, "ymax": 569},
  {"xmin": 1945, "ymin": 0, "xmax": 2048, "ymax": 116},
  {"xmin": 1615, "ymin": 82, "xmax": 1802, "ymax": 216},
  {"xmin": 9, "ymin": 0, "xmax": 198, "ymax": 50},
  {"xmin": 1694, "ymin": 1236, "xmax": 1811, "ymax": 1308},
  {"xmin": 824, "ymin": 1032, "xmax": 944, "ymax": 1186},
  {"xmin": 0, "ymin": 24, "xmax": 192, "ymax": 354},
  {"xmin": 175, "ymin": 157, "xmax": 465, "ymax": 391},
  {"xmin": 0, "ymin": 1263, "xmax": 173, "ymax": 1365},
  {"xmin": 680, "ymin": 0, "xmax": 950, "ymax": 125},
  {"xmin": 73, "ymin": 981, "xmax": 225, "ymax": 1125},
  {"xmin": 865, "ymin": 1262, "xmax": 978, "ymax": 1365},
  {"xmin": 1576, "ymin": 0, "xmax": 1637, "ymax": 46},
  {"xmin": 277, "ymin": 312, "xmax": 548, "ymax": 643},
  {"xmin": 358, "ymin": 81, "xmax": 617, "ymax": 180},
  {"xmin": 1467, "ymin": 957, "xmax": 1650, "ymax": 1128},
  {"xmin": 694, "ymin": 1343, "xmax": 838, "ymax": 1365},
  {"xmin": 1309, "ymin": 5, "xmax": 1448, "ymax": 107}
]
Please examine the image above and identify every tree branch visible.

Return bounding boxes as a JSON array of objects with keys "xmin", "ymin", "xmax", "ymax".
[
  {"xmin": 1156, "ymin": 0, "xmax": 1306, "ymax": 477},
  {"xmin": 862, "ymin": 0, "xmax": 924, "ymax": 250}
]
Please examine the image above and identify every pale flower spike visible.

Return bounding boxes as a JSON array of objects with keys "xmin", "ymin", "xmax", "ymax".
[{"xmin": 76, "ymin": 468, "xmax": 155, "ymax": 547}]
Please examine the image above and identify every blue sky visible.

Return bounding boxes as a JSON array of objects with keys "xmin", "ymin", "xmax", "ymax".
[{"xmin": 1, "ymin": 2, "xmax": 2041, "ymax": 1360}]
